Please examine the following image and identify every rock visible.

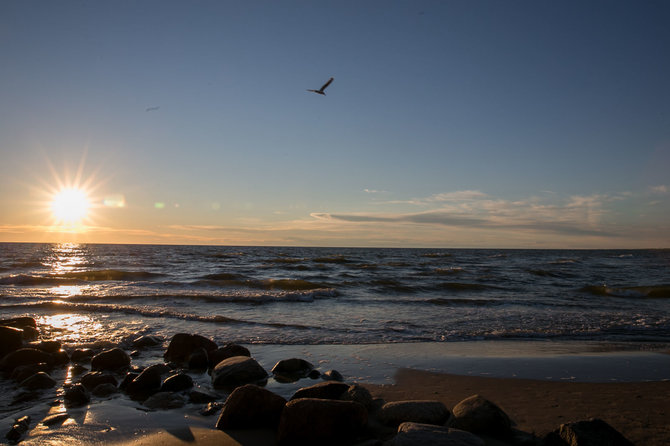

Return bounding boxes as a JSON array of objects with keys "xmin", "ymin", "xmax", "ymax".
[
  {"xmin": 341, "ymin": 384, "xmax": 374, "ymax": 409},
  {"xmin": 70, "ymin": 364, "xmax": 88, "ymax": 376},
  {"xmin": 21, "ymin": 326, "xmax": 40, "ymax": 341},
  {"xmin": 0, "ymin": 326, "xmax": 24, "ymax": 357},
  {"xmin": 290, "ymin": 381, "xmax": 350, "ymax": 401},
  {"xmin": 80, "ymin": 371, "xmax": 118, "ymax": 391},
  {"xmin": 208, "ymin": 344, "xmax": 251, "ymax": 367},
  {"xmin": 41, "ymin": 413, "xmax": 69, "ymax": 426},
  {"xmin": 164, "ymin": 333, "xmax": 217, "ymax": 364},
  {"xmin": 543, "ymin": 418, "xmax": 634, "ymax": 446},
  {"xmin": 187, "ymin": 347, "xmax": 209, "ymax": 370},
  {"xmin": 29, "ymin": 340, "xmax": 61, "ymax": 353},
  {"xmin": 322, "ymin": 369, "xmax": 344, "ymax": 381},
  {"xmin": 125, "ymin": 365, "xmax": 163, "ymax": 398},
  {"xmin": 161, "ymin": 373, "xmax": 193, "ymax": 392},
  {"xmin": 11, "ymin": 363, "xmax": 50, "ymax": 382},
  {"xmin": 71, "ymin": 348, "xmax": 95, "ymax": 362},
  {"xmin": 51, "ymin": 349, "xmax": 70, "ymax": 365},
  {"xmin": 119, "ymin": 372, "xmax": 139, "ymax": 390},
  {"xmin": 308, "ymin": 369, "xmax": 321, "ymax": 379},
  {"xmin": 132, "ymin": 335, "xmax": 162, "ymax": 349},
  {"xmin": 19, "ymin": 371, "xmax": 57, "ymax": 390},
  {"xmin": 5, "ymin": 415, "xmax": 31, "ymax": 443},
  {"xmin": 211, "ymin": 356, "xmax": 267, "ymax": 389},
  {"xmin": 189, "ymin": 390, "xmax": 219, "ymax": 404},
  {"xmin": 92, "ymin": 383, "xmax": 118, "ymax": 397},
  {"xmin": 216, "ymin": 384, "xmax": 286, "ymax": 430},
  {"xmin": 390, "ymin": 422, "xmax": 485, "ymax": 446},
  {"xmin": 64, "ymin": 383, "xmax": 90, "ymax": 408},
  {"xmin": 91, "ymin": 348, "xmax": 131, "ymax": 371},
  {"xmin": 449, "ymin": 395, "xmax": 512, "ymax": 439},
  {"xmin": 0, "ymin": 317, "xmax": 37, "ymax": 329},
  {"xmin": 201, "ymin": 401, "xmax": 224, "ymax": 416},
  {"xmin": 143, "ymin": 392, "xmax": 185, "ymax": 410},
  {"xmin": 378, "ymin": 400, "xmax": 451, "ymax": 427},
  {"xmin": 271, "ymin": 358, "xmax": 314, "ymax": 382},
  {"xmin": 1, "ymin": 348, "xmax": 53, "ymax": 373},
  {"xmin": 277, "ymin": 398, "xmax": 368, "ymax": 445}
]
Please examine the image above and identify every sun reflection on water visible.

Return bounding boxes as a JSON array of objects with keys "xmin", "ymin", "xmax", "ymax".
[{"xmin": 37, "ymin": 314, "xmax": 103, "ymax": 344}]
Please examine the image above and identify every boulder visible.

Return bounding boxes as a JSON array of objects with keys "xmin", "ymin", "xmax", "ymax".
[
  {"xmin": 92, "ymin": 383, "xmax": 118, "ymax": 397},
  {"xmin": 71, "ymin": 348, "xmax": 95, "ymax": 362},
  {"xmin": 19, "ymin": 371, "xmax": 57, "ymax": 390},
  {"xmin": 29, "ymin": 340, "xmax": 61, "ymax": 354},
  {"xmin": 378, "ymin": 400, "xmax": 451, "ymax": 427},
  {"xmin": 132, "ymin": 335, "xmax": 162, "ymax": 349},
  {"xmin": 80, "ymin": 371, "xmax": 118, "ymax": 391},
  {"xmin": 91, "ymin": 348, "xmax": 130, "ymax": 371},
  {"xmin": 187, "ymin": 347, "xmax": 209, "ymax": 370},
  {"xmin": 64, "ymin": 383, "xmax": 90, "ymax": 408},
  {"xmin": 208, "ymin": 344, "xmax": 251, "ymax": 367},
  {"xmin": 143, "ymin": 392, "xmax": 185, "ymax": 410},
  {"xmin": 21, "ymin": 326, "xmax": 40, "ymax": 341},
  {"xmin": 211, "ymin": 356, "xmax": 267, "ymax": 389},
  {"xmin": 161, "ymin": 373, "xmax": 194, "ymax": 392},
  {"xmin": 277, "ymin": 398, "xmax": 368, "ymax": 445},
  {"xmin": 5, "ymin": 415, "xmax": 31, "ymax": 444},
  {"xmin": 125, "ymin": 364, "xmax": 163, "ymax": 398},
  {"xmin": 449, "ymin": 395, "xmax": 511, "ymax": 439},
  {"xmin": 216, "ymin": 384, "xmax": 286, "ymax": 430},
  {"xmin": 164, "ymin": 333, "xmax": 217, "ymax": 364},
  {"xmin": 542, "ymin": 418, "xmax": 634, "ymax": 446},
  {"xmin": 201, "ymin": 401, "xmax": 225, "ymax": 416},
  {"xmin": 290, "ymin": 381, "xmax": 350, "ymax": 401},
  {"xmin": 0, "ymin": 317, "xmax": 37, "ymax": 329},
  {"xmin": 11, "ymin": 363, "xmax": 50, "ymax": 383},
  {"xmin": 1, "ymin": 348, "xmax": 53, "ymax": 373},
  {"xmin": 119, "ymin": 372, "xmax": 139, "ymax": 390},
  {"xmin": 51, "ymin": 349, "xmax": 70, "ymax": 366},
  {"xmin": 341, "ymin": 384, "xmax": 374, "ymax": 409},
  {"xmin": 271, "ymin": 358, "xmax": 314, "ymax": 382},
  {"xmin": 390, "ymin": 422, "xmax": 485, "ymax": 446},
  {"xmin": 0, "ymin": 326, "xmax": 24, "ymax": 357},
  {"xmin": 322, "ymin": 369, "xmax": 344, "ymax": 381}
]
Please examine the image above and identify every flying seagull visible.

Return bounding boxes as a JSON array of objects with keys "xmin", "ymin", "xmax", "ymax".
[
  {"xmin": 307, "ymin": 77, "xmax": 334, "ymax": 95},
  {"xmin": 145, "ymin": 106, "xmax": 160, "ymax": 112}
]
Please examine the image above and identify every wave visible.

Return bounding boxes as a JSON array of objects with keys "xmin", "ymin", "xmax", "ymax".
[
  {"xmin": 0, "ymin": 274, "xmax": 84, "ymax": 286},
  {"xmin": 581, "ymin": 284, "xmax": 670, "ymax": 299},
  {"xmin": 435, "ymin": 282, "xmax": 500, "ymax": 292},
  {"xmin": 197, "ymin": 276, "xmax": 330, "ymax": 291},
  {"xmin": 57, "ymin": 270, "xmax": 164, "ymax": 281},
  {"xmin": 425, "ymin": 297, "xmax": 501, "ymax": 306},
  {"xmin": 528, "ymin": 269, "xmax": 575, "ymax": 278}
]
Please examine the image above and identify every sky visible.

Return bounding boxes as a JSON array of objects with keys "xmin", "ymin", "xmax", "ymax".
[{"xmin": 1, "ymin": 0, "xmax": 668, "ymax": 248}]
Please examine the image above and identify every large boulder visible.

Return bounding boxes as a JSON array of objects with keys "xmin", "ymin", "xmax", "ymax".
[
  {"xmin": 542, "ymin": 418, "xmax": 634, "ymax": 446},
  {"xmin": 290, "ymin": 381, "xmax": 350, "ymax": 400},
  {"xmin": 187, "ymin": 347, "xmax": 209, "ymax": 370},
  {"xmin": 164, "ymin": 333, "xmax": 217, "ymax": 364},
  {"xmin": 216, "ymin": 384, "xmax": 287, "ymax": 430},
  {"xmin": 378, "ymin": 400, "xmax": 451, "ymax": 427},
  {"xmin": 10, "ymin": 363, "xmax": 50, "ymax": 382},
  {"xmin": 390, "ymin": 422, "xmax": 485, "ymax": 446},
  {"xmin": 19, "ymin": 371, "xmax": 57, "ymax": 390},
  {"xmin": 1, "ymin": 348, "xmax": 53, "ymax": 373},
  {"xmin": 71, "ymin": 348, "xmax": 95, "ymax": 363},
  {"xmin": 449, "ymin": 394, "xmax": 512, "ymax": 439},
  {"xmin": 340, "ymin": 384, "xmax": 374, "ymax": 409},
  {"xmin": 161, "ymin": 373, "xmax": 193, "ymax": 392},
  {"xmin": 271, "ymin": 358, "xmax": 314, "ymax": 382},
  {"xmin": 277, "ymin": 398, "xmax": 368, "ymax": 445},
  {"xmin": 64, "ymin": 383, "xmax": 90, "ymax": 408},
  {"xmin": 0, "ymin": 326, "xmax": 24, "ymax": 357},
  {"xmin": 125, "ymin": 364, "xmax": 164, "ymax": 398},
  {"xmin": 91, "ymin": 348, "xmax": 131, "ymax": 371},
  {"xmin": 211, "ymin": 356, "xmax": 267, "ymax": 389},
  {"xmin": 208, "ymin": 344, "xmax": 250, "ymax": 368},
  {"xmin": 0, "ymin": 317, "xmax": 37, "ymax": 329},
  {"xmin": 80, "ymin": 371, "xmax": 118, "ymax": 391},
  {"xmin": 29, "ymin": 340, "xmax": 61, "ymax": 354},
  {"xmin": 132, "ymin": 335, "xmax": 162, "ymax": 349},
  {"xmin": 143, "ymin": 392, "xmax": 185, "ymax": 410}
]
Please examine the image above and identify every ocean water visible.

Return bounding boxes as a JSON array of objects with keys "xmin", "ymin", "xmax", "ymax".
[{"xmin": 1, "ymin": 243, "xmax": 669, "ymax": 349}]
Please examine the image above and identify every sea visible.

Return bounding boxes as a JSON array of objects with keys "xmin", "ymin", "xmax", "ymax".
[{"xmin": 1, "ymin": 243, "xmax": 669, "ymax": 349}]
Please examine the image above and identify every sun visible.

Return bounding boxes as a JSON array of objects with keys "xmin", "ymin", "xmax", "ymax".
[{"xmin": 51, "ymin": 187, "xmax": 90, "ymax": 224}]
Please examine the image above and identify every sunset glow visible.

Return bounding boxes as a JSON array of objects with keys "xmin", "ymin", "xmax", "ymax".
[{"xmin": 51, "ymin": 188, "xmax": 90, "ymax": 224}]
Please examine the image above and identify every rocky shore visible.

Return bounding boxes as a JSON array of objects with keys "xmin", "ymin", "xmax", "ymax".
[{"xmin": 1, "ymin": 317, "xmax": 637, "ymax": 445}]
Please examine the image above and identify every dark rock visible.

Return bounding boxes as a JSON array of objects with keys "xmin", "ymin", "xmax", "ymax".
[
  {"xmin": 71, "ymin": 348, "xmax": 95, "ymax": 362},
  {"xmin": 51, "ymin": 349, "xmax": 70, "ymax": 366},
  {"xmin": 390, "ymin": 422, "xmax": 485, "ymax": 446},
  {"xmin": 92, "ymin": 383, "xmax": 118, "ymax": 397},
  {"xmin": 29, "ymin": 340, "xmax": 61, "ymax": 353},
  {"xmin": 19, "ymin": 371, "xmax": 57, "ymax": 390},
  {"xmin": 378, "ymin": 400, "xmax": 451, "ymax": 427},
  {"xmin": 322, "ymin": 369, "xmax": 344, "ymax": 381},
  {"xmin": 70, "ymin": 364, "xmax": 88, "ymax": 376},
  {"xmin": 208, "ymin": 344, "xmax": 251, "ymax": 367},
  {"xmin": 64, "ymin": 384, "xmax": 90, "ymax": 408},
  {"xmin": 125, "ymin": 365, "xmax": 163, "ymax": 399},
  {"xmin": 187, "ymin": 347, "xmax": 209, "ymax": 370},
  {"xmin": 1, "ymin": 348, "xmax": 53, "ymax": 373},
  {"xmin": 449, "ymin": 394, "xmax": 512, "ymax": 439},
  {"xmin": 201, "ymin": 401, "xmax": 224, "ymax": 416},
  {"xmin": 542, "ymin": 418, "xmax": 634, "ymax": 446},
  {"xmin": 290, "ymin": 381, "xmax": 350, "ymax": 401},
  {"xmin": 277, "ymin": 398, "xmax": 368, "ymax": 445},
  {"xmin": 41, "ymin": 413, "xmax": 69, "ymax": 426},
  {"xmin": 161, "ymin": 373, "xmax": 193, "ymax": 392},
  {"xmin": 11, "ymin": 363, "xmax": 50, "ymax": 382},
  {"xmin": 164, "ymin": 333, "xmax": 217, "ymax": 364},
  {"xmin": 271, "ymin": 358, "xmax": 314, "ymax": 382},
  {"xmin": 309, "ymin": 369, "xmax": 321, "ymax": 379},
  {"xmin": 341, "ymin": 384, "xmax": 374, "ymax": 409},
  {"xmin": 5, "ymin": 415, "xmax": 31, "ymax": 444},
  {"xmin": 0, "ymin": 317, "xmax": 37, "ymax": 329},
  {"xmin": 91, "ymin": 348, "xmax": 130, "ymax": 371},
  {"xmin": 189, "ymin": 390, "xmax": 219, "ymax": 404},
  {"xmin": 211, "ymin": 356, "xmax": 267, "ymax": 389},
  {"xmin": 21, "ymin": 326, "xmax": 40, "ymax": 341},
  {"xmin": 0, "ymin": 326, "xmax": 24, "ymax": 357},
  {"xmin": 119, "ymin": 372, "xmax": 139, "ymax": 390},
  {"xmin": 132, "ymin": 335, "xmax": 162, "ymax": 349},
  {"xmin": 143, "ymin": 392, "xmax": 185, "ymax": 410},
  {"xmin": 216, "ymin": 384, "xmax": 286, "ymax": 430},
  {"xmin": 80, "ymin": 371, "xmax": 118, "ymax": 391}
]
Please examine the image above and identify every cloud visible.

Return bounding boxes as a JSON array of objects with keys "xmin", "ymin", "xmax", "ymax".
[
  {"xmin": 364, "ymin": 188, "xmax": 387, "ymax": 194},
  {"xmin": 650, "ymin": 185, "xmax": 668, "ymax": 194}
]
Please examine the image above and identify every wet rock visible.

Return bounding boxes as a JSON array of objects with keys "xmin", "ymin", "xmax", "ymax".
[
  {"xmin": 341, "ymin": 384, "xmax": 374, "ymax": 409},
  {"xmin": 81, "ymin": 371, "xmax": 118, "ymax": 391},
  {"xmin": 125, "ymin": 364, "xmax": 163, "ymax": 399},
  {"xmin": 19, "ymin": 371, "xmax": 57, "ymax": 390},
  {"xmin": 378, "ymin": 400, "xmax": 451, "ymax": 427},
  {"xmin": 0, "ymin": 317, "xmax": 37, "ymax": 329},
  {"xmin": 29, "ymin": 340, "xmax": 61, "ymax": 353},
  {"xmin": 64, "ymin": 383, "xmax": 90, "ymax": 408},
  {"xmin": 208, "ymin": 344, "xmax": 251, "ymax": 367},
  {"xmin": 71, "ymin": 348, "xmax": 95, "ymax": 363},
  {"xmin": 189, "ymin": 390, "xmax": 219, "ymax": 404},
  {"xmin": 11, "ymin": 363, "xmax": 50, "ymax": 382},
  {"xmin": 309, "ymin": 369, "xmax": 321, "ymax": 379},
  {"xmin": 216, "ymin": 384, "xmax": 286, "ymax": 430},
  {"xmin": 20, "ymin": 326, "xmax": 40, "ymax": 341},
  {"xmin": 92, "ymin": 383, "xmax": 118, "ymax": 397},
  {"xmin": 1, "ymin": 348, "xmax": 53, "ymax": 373},
  {"xmin": 164, "ymin": 333, "xmax": 217, "ymax": 364},
  {"xmin": 187, "ymin": 347, "xmax": 209, "ymax": 370},
  {"xmin": 449, "ymin": 394, "xmax": 512, "ymax": 439},
  {"xmin": 390, "ymin": 422, "xmax": 485, "ymax": 446},
  {"xmin": 143, "ymin": 391, "xmax": 185, "ymax": 410},
  {"xmin": 271, "ymin": 358, "xmax": 314, "ymax": 382},
  {"xmin": 132, "ymin": 335, "xmax": 162, "ymax": 349},
  {"xmin": 70, "ymin": 364, "xmax": 88, "ymax": 376},
  {"xmin": 91, "ymin": 348, "xmax": 131, "ymax": 371},
  {"xmin": 322, "ymin": 369, "xmax": 344, "ymax": 381},
  {"xmin": 211, "ymin": 356, "xmax": 267, "ymax": 389},
  {"xmin": 41, "ymin": 413, "xmax": 69, "ymax": 426},
  {"xmin": 161, "ymin": 373, "xmax": 193, "ymax": 392},
  {"xmin": 200, "ymin": 401, "xmax": 224, "ymax": 416},
  {"xmin": 119, "ymin": 372, "xmax": 139, "ymax": 390},
  {"xmin": 290, "ymin": 381, "xmax": 350, "ymax": 401},
  {"xmin": 5, "ymin": 415, "xmax": 31, "ymax": 444},
  {"xmin": 0, "ymin": 326, "xmax": 24, "ymax": 357},
  {"xmin": 51, "ymin": 349, "xmax": 70, "ymax": 366},
  {"xmin": 542, "ymin": 418, "xmax": 634, "ymax": 446},
  {"xmin": 277, "ymin": 398, "xmax": 368, "ymax": 445}
]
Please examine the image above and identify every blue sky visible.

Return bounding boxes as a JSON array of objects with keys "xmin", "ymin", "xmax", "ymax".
[{"xmin": 1, "ymin": 0, "xmax": 668, "ymax": 248}]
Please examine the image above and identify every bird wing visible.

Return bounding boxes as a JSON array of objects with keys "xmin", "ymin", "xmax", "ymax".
[{"xmin": 319, "ymin": 77, "xmax": 334, "ymax": 91}]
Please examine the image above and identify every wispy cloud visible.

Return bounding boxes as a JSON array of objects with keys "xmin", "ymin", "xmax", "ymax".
[{"xmin": 650, "ymin": 185, "xmax": 668, "ymax": 194}]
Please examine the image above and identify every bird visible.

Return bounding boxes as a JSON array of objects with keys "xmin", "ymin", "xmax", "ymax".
[
  {"xmin": 145, "ymin": 106, "xmax": 160, "ymax": 112},
  {"xmin": 307, "ymin": 77, "xmax": 334, "ymax": 95}
]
